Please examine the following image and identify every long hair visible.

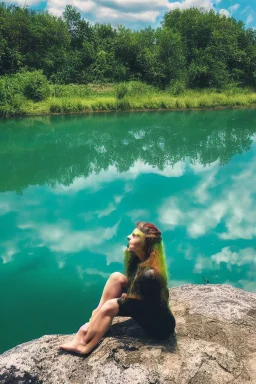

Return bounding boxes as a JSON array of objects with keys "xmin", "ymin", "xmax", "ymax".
[{"xmin": 124, "ymin": 222, "xmax": 169, "ymax": 284}]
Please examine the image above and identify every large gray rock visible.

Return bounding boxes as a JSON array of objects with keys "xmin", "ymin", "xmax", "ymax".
[{"xmin": 1, "ymin": 284, "xmax": 256, "ymax": 384}]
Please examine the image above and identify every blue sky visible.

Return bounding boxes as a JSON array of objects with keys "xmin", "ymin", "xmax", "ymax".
[{"xmin": 4, "ymin": 0, "xmax": 256, "ymax": 30}]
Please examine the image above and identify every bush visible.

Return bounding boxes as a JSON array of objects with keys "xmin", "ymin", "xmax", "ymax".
[
  {"xmin": 0, "ymin": 75, "xmax": 27, "ymax": 116},
  {"xmin": 116, "ymin": 83, "xmax": 128, "ymax": 99},
  {"xmin": 0, "ymin": 75, "xmax": 23, "ymax": 106},
  {"xmin": 128, "ymin": 81, "xmax": 158, "ymax": 96},
  {"xmin": 168, "ymin": 80, "xmax": 186, "ymax": 96},
  {"xmin": 0, "ymin": 93, "xmax": 27, "ymax": 117},
  {"xmin": 117, "ymin": 97, "xmax": 131, "ymax": 110},
  {"xmin": 23, "ymin": 71, "xmax": 51, "ymax": 102}
]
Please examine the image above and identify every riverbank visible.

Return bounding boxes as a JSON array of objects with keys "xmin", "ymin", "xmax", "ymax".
[{"xmin": 1, "ymin": 82, "xmax": 256, "ymax": 117}]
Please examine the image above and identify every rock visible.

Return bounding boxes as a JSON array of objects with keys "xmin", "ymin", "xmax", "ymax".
[{"xmin": 1, "ymin": 284, "xmax": 256, "ymax": 384}]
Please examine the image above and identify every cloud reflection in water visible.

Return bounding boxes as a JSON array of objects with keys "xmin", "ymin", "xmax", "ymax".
[{"xmin": 0, "ymin": 111, "xmax": 256, "ymax": 293}]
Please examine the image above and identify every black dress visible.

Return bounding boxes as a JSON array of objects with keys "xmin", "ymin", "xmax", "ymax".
[{"xmin": 117, "ymin": 268, "xmax": 176, "ymax": 339}]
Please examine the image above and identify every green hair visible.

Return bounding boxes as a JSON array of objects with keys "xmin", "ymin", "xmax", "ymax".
[
  {"xmin": 124, "ymin": 240, "xmax": 169, "ymax": 283},
  {"xmin": 153, "ymin": 241, "xmax": 168, "ymax": 283}
]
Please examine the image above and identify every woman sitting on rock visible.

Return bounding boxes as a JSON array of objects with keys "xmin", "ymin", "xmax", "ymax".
[{"xmin": 60, "ymin": 222, "xmax": 176, "ymax": 354}]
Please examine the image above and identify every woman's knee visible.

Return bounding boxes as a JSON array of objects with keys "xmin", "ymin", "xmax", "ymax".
[
  {"xmin": 109, "ymin": 272, "xmax": 127, "ymax": 286},
  {"xmin": 100, "ymin": 299, "xmax": 119, "ymax": 317}
]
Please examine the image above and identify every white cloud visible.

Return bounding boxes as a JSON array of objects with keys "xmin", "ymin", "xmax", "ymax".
[
  {"xmin": 219, "ymin": 159, "xmax": 256, "ymax": 240},
  {"xmin": 168, "ymin": 0, "xmax": 214, "ymax": 12},
  {"xmin": 193, "ymin": 163, "xmax": 219, "ymax": 203},
  {"xmin": 46, "ymin": 0, "xmax": 219, "ymax": 26},
  {"xmin": 114, "ymin": 195, "xmax": 123, "ymax": 204},
  {"xmin": 104, "ymin": 0, "xmax": 170, "ymax": 10},
  {"xmin": 158, "ymin": 161, "xmax": 223, "ymax": 236},
  {"xmin": 0, "ymin": 201, "xmax": 11, "ymax": 216},
  {"xmin": 126, "ymin": 209, "xmax": 149, "ymax": 222},
  {"xmin": 188, "ymin": 201, "xmax": 226, "ymax": 238},
  {"xmin": 37, "ymin": 221, "xmax": 120, "ymax": 253},
  {"xmin": 193, "ymin": 247, "xmax": 256, "ymax": 274},
  {"xmin": 4, "ymin": 0, "xmax": 41, "ymax": 5},
  {"xmin": 246, "ymin": 15, "xmax": 253, "ymax": 25},
  {"xmin": 77, "ymin": 266, "xmax": 111, "ymax": 280},
  {"xmin": 219, "ymin": 9, "xmax": 230, "ymax": 18},
  {"xmin": 53, "ymin": 159, "xmax": 186, "ymax": 195},
  {"xmin": 80, "ymin": 202, "xmax": 116, "ymax": 221},
  {"xmin": 1, "ymin": 242, "xmax": 19, "ymax": 264},
  {"xmin": 97, "ymin": 7, "xmax": 160, "ymax": 22},
  {"xmin": 177, "ymin": 243, "xmax": 194, "ymax": 260},
  {"xmin": 229, "ymin": 4, "xmax": 240, "ymax": 13},
  {"xmin": 97, "ymin": 242, "xmax": 126, "ymax": 265},
  {"xmin": 159, "ymin": 197, "xmax": 183, "ymax": 228},
  {"xmin": 73, "ymin": 0, "xmax": 95, "ymax": 13},
  {"xmin": 189, "ymin": 160, "xmax": 219, "ymax": 174},
  {"xmin": 97, "ymin": 203, "xmax": 116, "ymax": 218},
  {"xmin": 211, "ymin": 247, "xmax": 256, "ymax": 270},
  {"xmin": 158, "ymin": 152, "xmax": 256, "ymax": 240},
  {"xmin": 193, "ymin": 254, "xmax": 213, "ymax": 273},
  {"xmin": 16, "ymin": 213, "xmax": 120, "ymax": 262},
  {"xmin": 47, "ymin": 0, "xmax": 163, "ymax": 23},
  {"xmin": 241, "ymin": 6, "xmax": 250, "ymax": 15}
]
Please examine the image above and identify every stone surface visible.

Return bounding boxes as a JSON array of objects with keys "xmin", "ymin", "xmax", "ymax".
[{"xmin": 1, "ymin": 284, "xmax": 256, "ymax": 384}]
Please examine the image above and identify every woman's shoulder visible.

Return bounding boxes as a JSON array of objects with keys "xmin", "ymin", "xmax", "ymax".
[
  {"xmin": 142, "ymin": 268, "xmax": 162, "ymax": 281},
  {"xmin": 139, "ymin": 268, "xmax": 165, "ymax": 296}
]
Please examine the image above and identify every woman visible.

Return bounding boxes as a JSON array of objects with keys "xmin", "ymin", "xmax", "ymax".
[{"xmin": 60, "ymin": 222, "xmax": 175, "ymax": 354}]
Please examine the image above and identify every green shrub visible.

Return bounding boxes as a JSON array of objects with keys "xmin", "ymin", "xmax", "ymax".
[
  {"xmin": 168, "ymin": 80, "xmax": 186, "ymax": 96},
  {"xmin": 0, "ymin": 74, "xmax": 28, "ymax": 116},
  {"xmin": 0, "ymin": 94, "xmax": 27, "ymax": 117},
  {"xmin": 116, "ymin": 83, "xmax": 129, "ymax": 99},
  {"xmin": 23, "ymin": 71, "xmax": 51, "ymax": 102},
  {"xmin": 117, "ymin": 97, "xmax": 131, "ymax": 110},
  {"xmin": 128, "ymin": 81, "xmax": 157, "ymax": 96},
  {"xmin": 0, "ymin": 75, "xmax": 23, "ymax": 106}
]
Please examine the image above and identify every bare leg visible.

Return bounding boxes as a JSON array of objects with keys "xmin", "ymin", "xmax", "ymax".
[
  {"xmin": 59, "ymin": 322, "xmax": 90, "ymax": 353},
  {"xmin": 59, "ymin": 273, "xmax": 127, "ymax": 353},
  {"xmin": 60, "ymin": 299, "xmax": 119, "ymax": 354},
  {"xmin": 91, "ymin": 272, "xmax": 127, "ymax": 319}
]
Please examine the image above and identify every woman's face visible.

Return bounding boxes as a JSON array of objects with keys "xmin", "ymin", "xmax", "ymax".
[{"xmin": 127, "ymin": 228, "xmax": 145, "ymax": 254}]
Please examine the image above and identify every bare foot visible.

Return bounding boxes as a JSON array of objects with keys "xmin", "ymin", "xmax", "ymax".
[{"xmin": 59, "ymin": 322, "xmax": 89, "ymax": 354}]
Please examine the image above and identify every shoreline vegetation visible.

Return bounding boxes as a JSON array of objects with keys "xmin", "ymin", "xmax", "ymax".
[
  {"xmin": 1, "ymin": 4, "xmax": 256, "ymax": 117},
  {"xmin": 1, "ymin": 80, "xmax": 256, "ymax": 118}
]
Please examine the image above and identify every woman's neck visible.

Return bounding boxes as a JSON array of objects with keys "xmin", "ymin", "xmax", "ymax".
[{"xmin": 135, "ymin": 250, "xmax": 146, "ymax": 262}]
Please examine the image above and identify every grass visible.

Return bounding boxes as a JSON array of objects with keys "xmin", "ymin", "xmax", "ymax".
[{"xmin": 1, "ymin": 82, "xmax": 256, "ymax": 117}]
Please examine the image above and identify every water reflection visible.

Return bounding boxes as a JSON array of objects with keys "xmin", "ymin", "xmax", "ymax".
[
  {"xmin": 0, "ymin": 110, "xmax": 256, "ymax": 353},
  {"xmin": 0, "ymin": 109, "xmax": 256, "ymax": 192}
]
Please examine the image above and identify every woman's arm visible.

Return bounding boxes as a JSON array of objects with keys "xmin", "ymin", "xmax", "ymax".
[{"xmin": 139, "ymin": 269, "xmax": 163, "ymax": 302}]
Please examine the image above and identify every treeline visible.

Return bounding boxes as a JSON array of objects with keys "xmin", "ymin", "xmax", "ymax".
[
  {"xmin": 1, "ymin": 110, "xmax": 255, "ymax": 192},
  {"xmin": 0, "ymin": 3, "xmax": 256, "ymax": 90}
]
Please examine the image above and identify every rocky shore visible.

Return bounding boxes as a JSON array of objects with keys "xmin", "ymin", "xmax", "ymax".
[{"xmin": 1, "ymin": 284, "xmax": 255, "ymax": 384}]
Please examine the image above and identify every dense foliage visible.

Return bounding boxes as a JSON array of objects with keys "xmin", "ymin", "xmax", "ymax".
[
  {"xmin": 1, "ymin": 110, "xmax": 255, "ymax": 192},
  {"xmin": 0, "ymin": 70, "xmax": 51, "ymax": 114},
  {"xmin": 0, "ymin": 3, "xmax": 256, "ymax": 91}
]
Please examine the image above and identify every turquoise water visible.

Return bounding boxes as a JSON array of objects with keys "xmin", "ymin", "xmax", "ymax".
[{"xmin": 0, "ymin": 110, "xmax": 256, "ymax": 353}]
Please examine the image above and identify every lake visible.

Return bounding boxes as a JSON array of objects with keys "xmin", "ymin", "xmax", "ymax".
[{"xmin": 0, "ymin": 109, "xmax": 256, "ymax": 354}]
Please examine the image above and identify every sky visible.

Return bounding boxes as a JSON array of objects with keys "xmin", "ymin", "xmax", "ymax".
[{"xmin": 4, "ymin": 0, "xmax": 256, "ymax": 31}]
